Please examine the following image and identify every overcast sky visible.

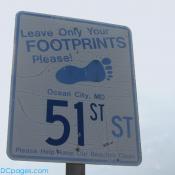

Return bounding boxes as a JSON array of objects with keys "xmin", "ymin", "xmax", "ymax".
[{"xmin": 0, "ymin": 0, "xmax": 175, "ymax": 175}]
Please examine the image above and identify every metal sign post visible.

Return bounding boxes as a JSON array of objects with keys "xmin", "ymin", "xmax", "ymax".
[{"xmin": 66, "ymin": 164, "xmax": 85, "ymax": 175}]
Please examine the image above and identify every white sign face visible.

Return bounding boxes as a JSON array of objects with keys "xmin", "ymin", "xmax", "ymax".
[{"xmin": 7, "ymin": 11, "xmax": 142, "ymax": 166}]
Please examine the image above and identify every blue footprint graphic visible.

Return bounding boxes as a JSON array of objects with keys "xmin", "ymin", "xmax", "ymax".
[{"xmin": 56, "ymin": 58, "xmax": 112, "ymax": 84}]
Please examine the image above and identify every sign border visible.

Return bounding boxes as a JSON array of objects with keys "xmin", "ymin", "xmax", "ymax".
[{"xmin": 7, "ymin": 11, "xmax": 142, "ymax": 166}]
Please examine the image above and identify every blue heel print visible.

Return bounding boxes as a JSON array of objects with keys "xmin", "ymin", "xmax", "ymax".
[{"xmin": 56, "ymin": 58, "xmax": 112, "ymax": 84}]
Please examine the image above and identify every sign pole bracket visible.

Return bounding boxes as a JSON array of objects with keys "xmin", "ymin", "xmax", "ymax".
[{"xmin": 66, "ymin": 163, "xmax": 85, "ymax": 175}]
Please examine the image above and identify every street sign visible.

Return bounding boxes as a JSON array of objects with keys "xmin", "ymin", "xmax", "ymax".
[{"xmin": 7, "ymin": 11, "xmax": 142, "ymax": 166}]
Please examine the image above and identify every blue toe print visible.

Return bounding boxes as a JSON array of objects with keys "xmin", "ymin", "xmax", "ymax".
[
  {"xmin": 102, "ymin": 57, "xmax": 113, "ymax": 80},
  {"xmin": 56, "ymin": 58, "xmax": 112, "ymax": 84}
]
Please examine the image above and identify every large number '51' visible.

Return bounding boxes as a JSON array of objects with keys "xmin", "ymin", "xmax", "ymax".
[{"xmin": 46, "ymin": 99, "xmax": 84, "ymax": 146}]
